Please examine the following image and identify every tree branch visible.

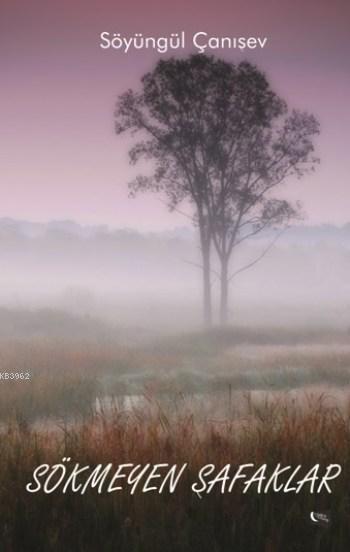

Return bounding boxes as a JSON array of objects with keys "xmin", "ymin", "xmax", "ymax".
[
  {"xmin": 227, "ymin": 228, "xmax": 286, "ymax": 283},
  {"xmin": 157, "ymin": 197, "xmax": 194, "ymax": 222},
  {"xmin": 183, "ymin": 259, "xmax": 220, "ymax": 279}
]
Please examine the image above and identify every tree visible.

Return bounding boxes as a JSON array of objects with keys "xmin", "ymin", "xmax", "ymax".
[
  {"xmin": 114, "ymin": 55, "xmax": 319, "ymax": 326},
  {"xmin": 205, "ymin": 99, "xmax": 320, "ymax": 324},
  {"xmin": 115, "ymin": 55, "xmax": 229, "ymax": 326}
]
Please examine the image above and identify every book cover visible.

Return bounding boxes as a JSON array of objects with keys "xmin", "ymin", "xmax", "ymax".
[{"xmin": 2, "ymin": 0, "xmax": 350, "ymax": 550}]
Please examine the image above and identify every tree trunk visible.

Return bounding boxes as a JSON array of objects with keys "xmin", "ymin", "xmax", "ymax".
[
  {"xmin": 220, "ymin": 256, "xmax": 229, "ymax": 326},
  {"xmin": 202, "ymin": 237, "xmax": 212, "ymax": 327}
]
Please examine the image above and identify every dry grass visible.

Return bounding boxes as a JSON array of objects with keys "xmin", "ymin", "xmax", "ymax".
[
  {"xmin": 0, "ymin": 325, "xmax": 350, "ymax": 549},
  {"xmin": 1, "ymin": 393, "xmax": 350, "ymax": 551},
  {"xmin": 0, "ymin": 329, "xmax": 350, "ymax": 552},
  {"xmin": 0, "ymin": 327, "xmax": 349, "ymax": 423}
]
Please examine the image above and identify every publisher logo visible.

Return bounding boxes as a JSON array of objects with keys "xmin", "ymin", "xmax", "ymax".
[{"xmin": 310, "ymin": 511, "xmax": 331, "ymax": 528}]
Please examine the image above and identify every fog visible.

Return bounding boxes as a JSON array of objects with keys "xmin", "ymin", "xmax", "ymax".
[{"xmin": 0, "ymin": 217, "xmax": 349, "ymax": 336}]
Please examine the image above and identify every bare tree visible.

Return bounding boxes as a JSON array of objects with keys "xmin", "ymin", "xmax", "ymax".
[{"xmin": 114, "ymin": 55, "xmax": 319, "ymax": 326}]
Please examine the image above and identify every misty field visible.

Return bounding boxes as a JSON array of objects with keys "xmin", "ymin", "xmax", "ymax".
[
  {"xmin": 0, "ymin": 308, "xmax": 349, "ymax": 424},
  {"xmin": 1, "ymin": 308, "xmax": 350, "ymax": 550}
]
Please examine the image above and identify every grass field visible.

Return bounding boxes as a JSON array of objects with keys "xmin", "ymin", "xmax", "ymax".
[
  {"xmin": 1, "ymin": 392, "xmax": 350, "ymax": 551},
  {"xmin": 0, "ymin": 311, "xmax": 350, "ymax": 550},
  {"xmin": 0, "ymin": 320, "xmax": 349, "ymax": 423}
]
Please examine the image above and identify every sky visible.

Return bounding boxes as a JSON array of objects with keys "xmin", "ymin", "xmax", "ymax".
[{"xmin": 2, "ymin": 0, "xmax": 350, "ymax": 230}]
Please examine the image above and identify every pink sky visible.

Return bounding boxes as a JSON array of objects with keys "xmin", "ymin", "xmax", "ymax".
[{"xmin": 2, "ymin": 0, "xmax": 350, "ymax": 230}]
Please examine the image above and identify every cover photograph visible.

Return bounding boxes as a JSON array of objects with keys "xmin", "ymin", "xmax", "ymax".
[{"xmin": 1, "ymin": 0, "xmax": 350, "ymax": 550}]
